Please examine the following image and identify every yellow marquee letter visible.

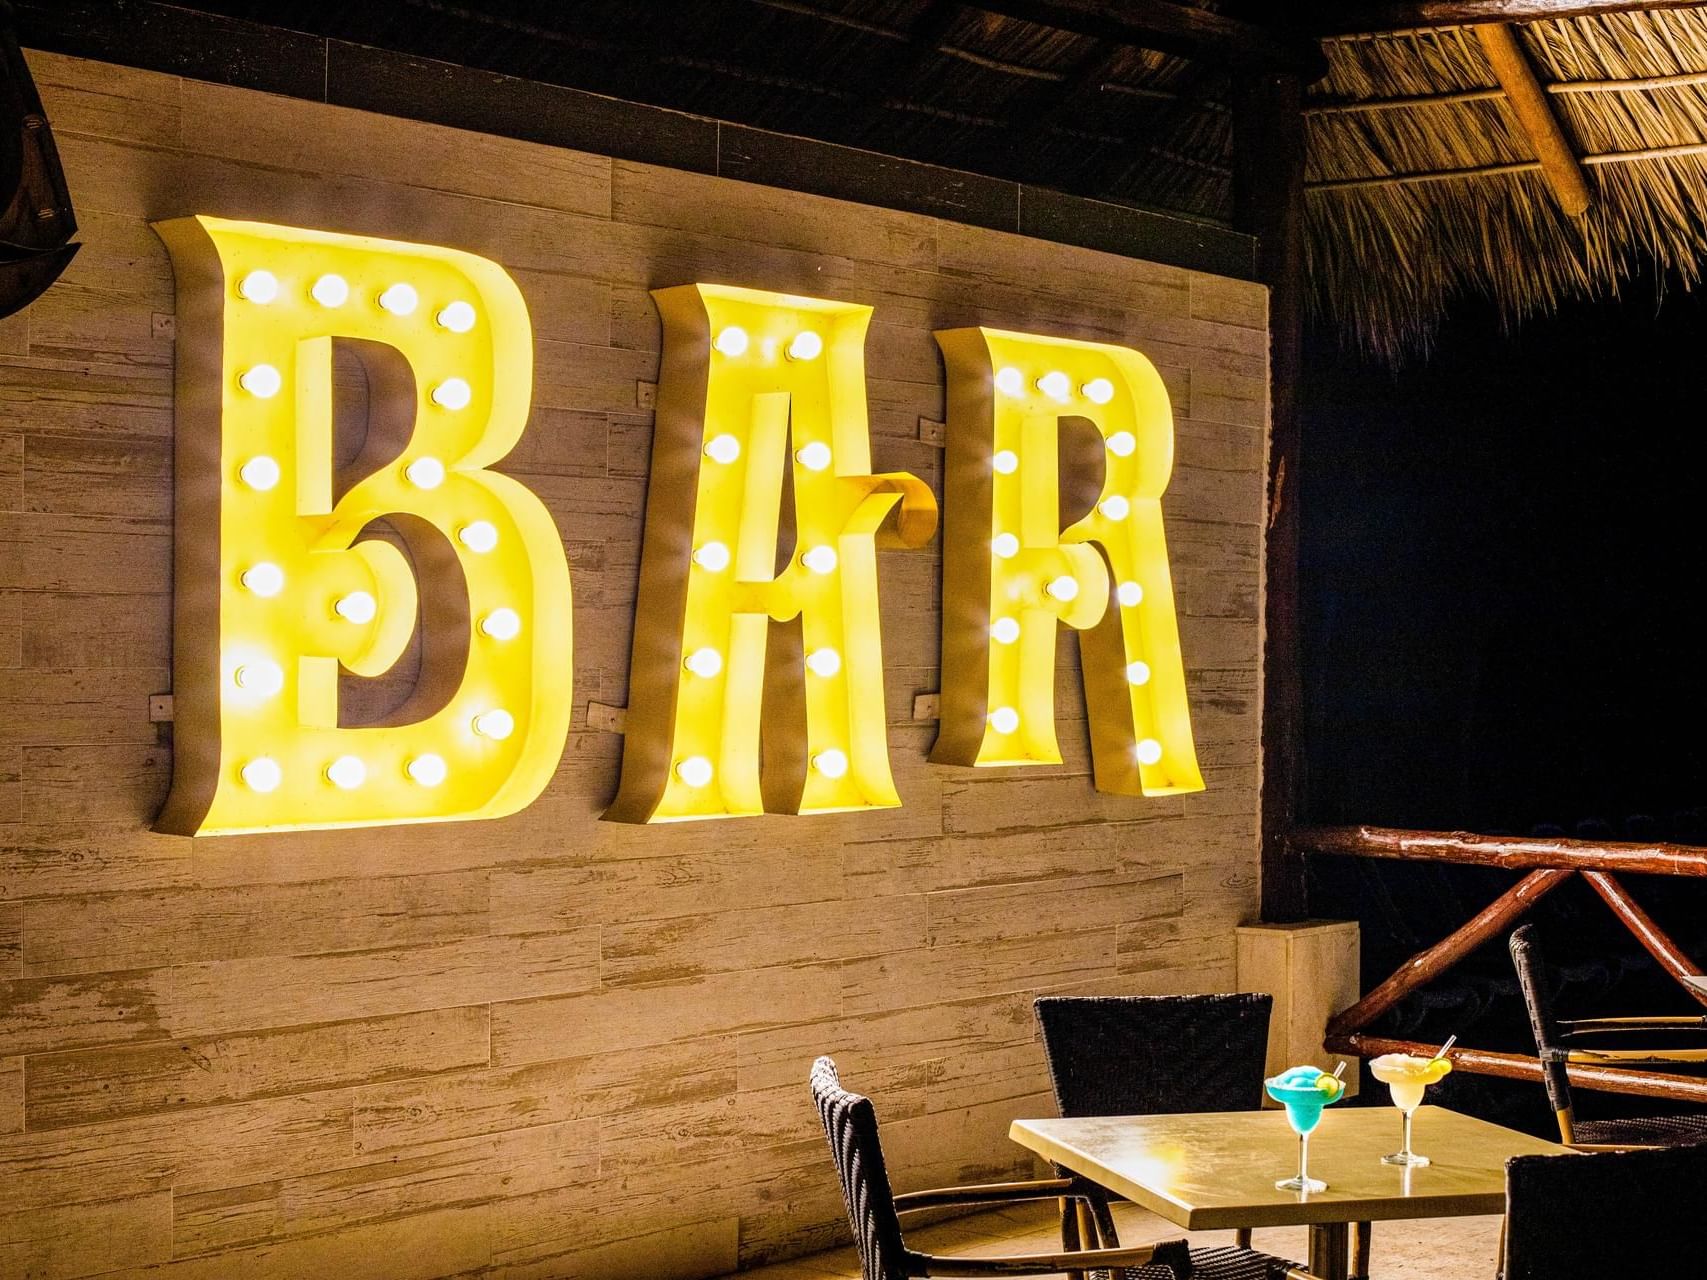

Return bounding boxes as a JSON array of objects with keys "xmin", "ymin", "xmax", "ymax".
[
  {"xmin": 607, "ymin": 285, "xmax": 936, "ymax": 823},
  {"xmin": 154, "ymin": 216, "xmax": 571, "ymax": 836},
  {"xmin": 932, "ymin": 327, "xmax": 1201, "ymax": 797}
]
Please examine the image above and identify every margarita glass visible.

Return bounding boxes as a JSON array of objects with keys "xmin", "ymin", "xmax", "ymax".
[
  {"xmin": 1369, "ymin": 1052, "xmax": 1453, "ymax": 1167},
  {"xmin": 1265, "ymin": 1065, "xmax": 1345, "ymax": 1192}
]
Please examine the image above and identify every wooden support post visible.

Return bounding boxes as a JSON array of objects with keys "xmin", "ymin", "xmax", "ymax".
[
  {"xmin": 1475, "ymin": 23, "xmax": 1592, "ymax": 216},
  {"xmin": 1238, "ymin": 921, "xmax": 1362, "ymax": 1095},
  {"xmin": 1582, "ymin": 871, "xmax": 1707, "ymax": 1007},
  {"xmin": 1326, "ymin": 868, "xmax": 1572, "ymax": 1038},
  {"xmin": 1234, "ymin": 68, "xmax": 1309, "ymax": 923}
]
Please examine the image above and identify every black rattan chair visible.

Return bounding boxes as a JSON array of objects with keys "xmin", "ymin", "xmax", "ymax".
[
  {"xmin": 1031, "ymin": 994, "xmax": 1353, "ymax": 1266},
  {"xmin": 1503, "ymin": 1143, "xmax": 1707, "ymax": 1278},
  {"xmin": 1508, "ymin": 924, "xmax": 1707, "ymax": 1147},
  {"xmin": 1035, "ymin": 994, "xmax": 1273, "ymax": 1118},
  {"xmin": 809, "ymin": 1056, "xmax": 1319, "ymax": 1280}
]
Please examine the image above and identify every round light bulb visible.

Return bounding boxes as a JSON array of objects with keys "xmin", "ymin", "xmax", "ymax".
[
  {"xmin": 683, "ymin": 647, "xmax": 723, "ymax": 678},
  {"xmin": 787, "ymin": 331, "xmax": 823, "ymax": 361},
  {"xmin": 1126, "ymin": 660, "xmax": 1152, "ymax": 686},
  {"xmin": 241, "ymin": 562, "xmax": 285, "ymax": 597},
  {"xmin": 325, "ymin": 755, "xmax": 367, "ymax": 790},
  {"xmin": 676, "ymin": 755, "xmax": 714, "ymax": 788},
  {"xmin": 693, "ymin": 541, "xmax": 731, "ymax": 572},
  {"xmin": 801, "ymin": 545, "xmax": 838, "ymax": 575},
  {"xmin": 805, "ymin": 647, "xmax": 842, "ymax": 677},
  {"xmin": 989, "ymin": 706, "xmax": 1021, "ymax": 735},
  {"xmin": 334, "ymin": 591, "xmax": 377, "ymax": 624},
  {"xmin": 405, "ymin": 457, "xmax": 446, "ymax": 489},
  {"xmin": 311, "ymin": 274, "xmax": 350, "ymax": 307},
  {"xmin": 991, "ymin": 617, "xmax": 1021, "ymax": 645},
  {"xmin": 473, "ymin": 708, "xmax": 515, "ymax": 740},
  {"xmin": 378, "ymin": 283, "xmax": 418, "ymax": 316},
  {"xmin": 704, "ymin": 434, "xmax": 741, "ymax": 465},
  {"xmin": 812, "ymin": 748, "xmax": 849, "ymax": 779},
  {"xmin": 406, "ymin": 753, "xmax": 448, "ymax": 787},
  {"xmin": 1084, "ymin": 377, "xmax": 1115, "ymax": 405},
  {"xmin": 241, "ymin": 757, "xmax": 282, "ymax": 793},
  {"xmin": 1046, "ymin": 575, "xmax": 1080, "ymax": 603},
  {"xmin": 796, "ymin": 441, "xmax": 832, "ymax": 472},
  {"xmin": 1136, "ymin": 738, "xmax": 1164, "ymax": 765},
  {"xmin": 1037, "ymin": 370, "xmax": 1071, "ymax": 402},
  {"xmin": 480, "ymin": 607, "xmax": 521, "ymax": 640},
  {"xmin": 992, "ymin": 450, "xmax": 1018, "ymax": 475},
  {"xmin": 1117, "ymin": 580, "xmax": 1144, "ymax": 608},
  {"xmin": 1098, "ymin": 495, "xmax": 1131, "ymax": 521},
  {"xmin": 713, "ymin": 326, "xmax": 749, "ymax": 357},
  {"xmin": 991, "ymin": 533, "xmax": 1019, "ymax": 560},
  {"xmin": 436, "ymin": 300, "xmax": 477, "ymax": 332},
  {"xmin": 431, "ymin": 378, "xmax": 472, "ymax": 410},
  {"xmin": 994, "ymin": 366, "xmax": 1024, "ymax": 396},
  {"xmin": 239, "ymin": 364, "xmax": 282, "ymax": 399},
  {"xmin": 238, "ymin": 270, "xmax": 279, "ymax": 304},
  {"xmin": 458, "ymin": 520, "xmax": 499, "ymax": 553},
  {"xmin": 239, "ymin": 455, "xmax": 281, "ymax": 491},
  {"xmin": 234, "ymin": 660, "xmax": 284, "ymax": 697},
  {"xmin": 1107, "ymin": 431, "xmax": 1137, "ymax": 458}
]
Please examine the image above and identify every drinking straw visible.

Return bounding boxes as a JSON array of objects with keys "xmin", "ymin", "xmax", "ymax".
[{"xmin": 1430, "ymin": 1035, "xmax": 1459, "ymax": 1061}]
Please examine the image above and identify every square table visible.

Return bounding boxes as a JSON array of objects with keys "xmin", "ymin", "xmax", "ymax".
[{"xmin": 1010, "ymin": 1105, "xmax": 1566, "ymax": 1280}]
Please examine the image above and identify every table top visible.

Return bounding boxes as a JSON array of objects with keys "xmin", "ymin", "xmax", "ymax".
[{"xmin": 1010, "ymin": 1105, "xmax": 1566, "ymax": 1230}]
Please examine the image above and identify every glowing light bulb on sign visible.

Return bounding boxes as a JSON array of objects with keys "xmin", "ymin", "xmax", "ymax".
[
  {"xmin": 605, "ymin": 283, "xmax": 937, "ymax": 823},
  {"xmin": 931, "ymin": 326, "xmax": 1202, "ymax": 797},
  {"xmin": 151, "ymin": 215, "xmax": 573, "ymax": 836}
]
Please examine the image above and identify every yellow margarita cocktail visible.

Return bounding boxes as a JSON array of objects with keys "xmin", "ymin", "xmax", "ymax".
[{"xmin": 1369, "ymin": 1052, "xmax": 1453, "ymax": 1167}]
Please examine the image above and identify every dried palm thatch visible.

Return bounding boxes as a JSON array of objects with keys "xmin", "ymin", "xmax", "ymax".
[{"xmin": 1307, "ymin": 9, "xmax": 1707, "ymax": 362}]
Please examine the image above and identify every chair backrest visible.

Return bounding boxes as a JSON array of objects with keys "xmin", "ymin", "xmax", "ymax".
[
  {"xmin": 1505, "ymin": 1144, "xmax": 1707, "ymax": 1278},
  {"xmin": 1033, "ymin": 993, "xmax": 1273, "ymax": 1117},
  {"xmin": 808, "ymin": 1056, "xmax": 914, "ymax": 1280},
  {"xmin": 1508, "ymin": 924, "xmax": 1574, "ymax": 1123}
]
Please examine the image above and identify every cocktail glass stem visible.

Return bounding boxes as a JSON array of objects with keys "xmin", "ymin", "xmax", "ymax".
[
  {"xmin": 1382, "ymin": 1105, "xmax": 1431, "ymax": 1167},
  {"xmin": 1276, "ymin": 1123, "xmax": 1326, "ymax": 1192}
]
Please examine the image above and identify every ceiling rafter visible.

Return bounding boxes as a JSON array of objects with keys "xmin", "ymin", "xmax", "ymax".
[{"xmin": 1474, "ymin": 21, "xmax": 1593, "ymax": 215}]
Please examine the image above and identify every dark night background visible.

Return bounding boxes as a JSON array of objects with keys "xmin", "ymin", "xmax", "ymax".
[{"xmin": 1300, "ymin": 278, "xmax": 1707, "ymax": 1128}]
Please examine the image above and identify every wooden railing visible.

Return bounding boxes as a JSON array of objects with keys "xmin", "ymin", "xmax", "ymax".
[{"xmin": 1297, "ymin": 824, "xmax": 1707, "ymax": 1104}]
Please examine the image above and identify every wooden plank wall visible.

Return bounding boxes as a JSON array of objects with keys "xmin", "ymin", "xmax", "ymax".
[{"xmin": 0, "ymin": 50, "xmax": 1269, "ymax": 1280}]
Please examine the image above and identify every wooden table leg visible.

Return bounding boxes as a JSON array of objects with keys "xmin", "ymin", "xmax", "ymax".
[
  {"xmin": 1349, "ymin": 1220, "xmax": 1372, "ymax": 1279},
  {"xmin": 1308, "ymin": 1222, "xmax": 1351, "ymax": 1280}
]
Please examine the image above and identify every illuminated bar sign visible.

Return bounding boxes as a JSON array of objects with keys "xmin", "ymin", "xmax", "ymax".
[{"xmin": 153, "ymin": 216, "xmax": 1203, "ymax": 836}]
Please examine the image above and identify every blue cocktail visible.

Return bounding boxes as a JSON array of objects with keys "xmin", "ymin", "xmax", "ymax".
[{"xmin": 1265, "ymin": 1065, "xmax": 1345, "ymax": 1193}]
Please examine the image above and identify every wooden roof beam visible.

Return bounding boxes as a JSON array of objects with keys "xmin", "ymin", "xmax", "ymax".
[
  {"xmin": 968, "ymin": 0, "xmax": 1325, "ymax": 75},
  {"xmin": 1318, "ymin": 1, "xmax": 1707, "ymax": 37},
  {"xmin": 1476, "ymin": 22, "xmax": 1592, "ymax": 214}
]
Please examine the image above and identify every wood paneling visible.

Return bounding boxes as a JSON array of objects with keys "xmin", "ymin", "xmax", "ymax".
[{"xmin": 0, "ymin": 48, "xmax": 1269, "ymax": 1280}]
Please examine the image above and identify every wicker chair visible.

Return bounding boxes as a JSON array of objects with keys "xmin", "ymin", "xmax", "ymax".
[
  {"xmin": 1508, "ymin": 924, "xmax": 1707, "ymax": 1147},
  {"xmin": 808, "ymin": 1056, "xmax": 1320, "ymax": 1280},
  {"xmin": 1503, "ymin": 1143, "xmax": 1707, "ymax": 1278},
  {"xmin": 1030, "ymin": 994, "xmax": 1369, "ymax": 1269}
]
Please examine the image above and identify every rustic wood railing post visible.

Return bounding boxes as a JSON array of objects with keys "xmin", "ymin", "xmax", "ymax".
[
  {"xmin": 1302, "ymin": 824, "xmax": 1707, "ymax": 1104},
  {"xmin": 1325, "ymin": 868, "xmax": 1573, "ymax": 1039},
  {"xmin": 1582, "ymin": 871, "xmax": 1707, "ymax": 1007}
]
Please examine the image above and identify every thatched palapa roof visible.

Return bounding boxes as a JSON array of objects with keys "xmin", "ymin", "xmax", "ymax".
[{"xmin": 1308, "ymin": 7, "xmax": 1707, "ymax": 359}]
